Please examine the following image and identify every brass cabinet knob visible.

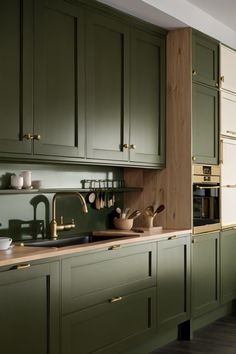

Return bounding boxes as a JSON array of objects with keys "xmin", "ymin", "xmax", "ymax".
[
  {"xmin": 192, "ymin": 156, "xmax": 196, "ymax": 161},
  {"xmin": 130, "ymin": 144, "xmax": 136, "ymax": 149},
  {"xmin": 220, "ymin": 75, "xmax": 225, "ymax": 82},
  {"xmin": 192, "ymin": 70, "xmax": 197, "ymax": 76},
  {"xmin": 215, "ymin": 83, "xmax": 219, "ymax": 87},
  {"xmin": 122, "ymin": 143, "xmax": 129, "ymax": 149},
  {"xmin": 23, "ymin": 133, "xmax": 34, "ymax": 140},
  {"xmin": 33, "ymin": 134, "xmax": 41, "ymax": 140}
]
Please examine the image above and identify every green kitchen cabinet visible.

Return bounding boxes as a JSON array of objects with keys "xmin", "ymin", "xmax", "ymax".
[
  {"xmin": 0, "ymin": 261, "xmax": 60, "ymax": 354},
  {"xmin": 86, "ymin": 10, "xmax": 165, "ymax": 167},
  {"xmin": 191, "ymin": 232, "xmax": 220, "ymax": 318},
  {"xmin": 86, "ymin": 11, "xmax": 130, "ymax": 162},
  {"xmin": 62, "ymin": 287, "xmax": 156, "ymax": 354},
  {"xmin": 157, "ymin": 234, "xmax": 190, "ymax": 328},
  {"xmin": 61, "ymin": 242, "xmax": 156, "ymax": 353},
  {"xmin": 0, "ymin": 0, "xmax": 33, "ymax": 155},
  {"xmin": 220, "ymin": 229, "xmax": 236, "ymax": 304},
  {"xmin": 34, "ymin": 0, "xmax": 85, "ymax": 158},
  {"xmin": 62, "ymin": 242, "xmax": 156, "ymax": 313},
  {"xmin": 192, "ymin": 83, "xmax": 219, "ymax": 164},
  {"xmin": 192, "ymin": 32, "xmax": 219, "ymax": 88},
  {"xmin": 129, "ymin": 28, "xmax": 165, "ymax": 166}
]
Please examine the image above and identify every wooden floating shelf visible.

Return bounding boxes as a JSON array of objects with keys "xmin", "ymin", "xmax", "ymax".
[{"xmin": 0, "ymin": 187, "xmax": 143, "ymax": 195}]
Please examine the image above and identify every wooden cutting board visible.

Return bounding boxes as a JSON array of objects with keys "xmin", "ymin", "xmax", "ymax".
[{"xmin": 92, "ymin": 229, "xmax": 142, "ymax": 237}]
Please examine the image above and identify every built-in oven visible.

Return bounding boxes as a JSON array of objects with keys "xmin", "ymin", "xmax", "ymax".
[{"xmin": 193, "ymin": 165, "xmax": 220, "ymax": 234}]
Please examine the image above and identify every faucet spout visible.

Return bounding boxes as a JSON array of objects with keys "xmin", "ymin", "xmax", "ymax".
[{"xmin": 50, "ymin": 191, "xmax": 88, "ymax": 240}]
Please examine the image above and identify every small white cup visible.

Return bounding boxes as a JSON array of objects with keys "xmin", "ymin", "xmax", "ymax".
[
  {"xmin": 20, "ymin": 170, "xmax": 32, "ymax": 189},
  {"xmin": 0, "ymin": 237, "xmax": 12, "ymax": 250},
  {"xmin": 10, "ymin": 174, "xmax": 23, "ymax": 189}
]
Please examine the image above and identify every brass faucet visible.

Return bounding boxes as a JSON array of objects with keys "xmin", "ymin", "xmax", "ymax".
[{"xmin": 50, "ymin": 192, "xmax": 88, "ymax": 240}]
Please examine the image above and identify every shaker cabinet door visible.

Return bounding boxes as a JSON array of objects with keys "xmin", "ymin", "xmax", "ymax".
[
  {"xmin": 192, "ymin": 32, "xmax": 219, "ymax": 88},
  {"xmin": 220, "ymin": 91, "xmax": 236, "ymax": 137},
  {"xmin": 0, "ymin": 0, "xmax": 33, "ymax": 155},
  {"xmin": 192, "ymin": 83, "xmax": 219, "ymax": 164},
  {"xmin": 86, "ymin": 12, "xmax": 129, "ymax": 162},
  {"xmin": 130, "ymin": 28, "xmax": 165, "ymax": 166},
  {"xmin": 220, "ymin": 44, "xmax": 236, "ymax": 93},
  {"xmin": 34, "ymin": 0, "xmax": 85, "ymax": 158}
]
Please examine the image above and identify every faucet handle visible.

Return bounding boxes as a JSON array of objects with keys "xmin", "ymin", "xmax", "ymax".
[{"xmin": 60, "ymin": 216, "xmax": 64, "ymax": 225}]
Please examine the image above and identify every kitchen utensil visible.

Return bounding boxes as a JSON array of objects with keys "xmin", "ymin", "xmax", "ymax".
[
  {"xmin": 144, "ymin": 205, "xmax": 154, "ymax": 216},
  {"xmin": 128, "ymin": 210, "xmax": 141, "ymax": 219},
  {"xmin": 95, "ymin": 191, "xmax": 101, "ymax": 210},
  {"xmin": 123, "ymin": 207, "xmax": 130, "ymax": 218},
  {"xmin": 116, "ymin": 207, "xmax": 122, "ymax": 216},
  {"xmin": 88, "ymin": 192, "xmax": 96, "ymax": 204},
  {"xmin": 153, "ymin": 204, "xmax": 165, "ymax": 217}
]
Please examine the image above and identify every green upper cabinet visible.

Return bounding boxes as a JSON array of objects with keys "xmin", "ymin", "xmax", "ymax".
[
  {"xmin": 192, "ymin": 32, "xmax": 219, "ymax": 88},
  {"xmin": 191, "ymin": 232, "xmax": 220, "ymax": 318},
  {"xmin": 86, "ymin": 11, "xmax": 129, "ymax": 162},
  {"xmin": 157, "ymin": 234, "xmax": 190, "ymax": 328},
  {"xmin": 86, "ymin": 10, "xmax": 165, "ymax": 167},
  {"xmin": 0, "ymin": 0, "xmax": 33, "ymax": 155},
  {"xmin": 192, "ymin": 83, "xmax": 219, "ymax": 164},
  {"xmin": 130, "ymin": 28, "xmax": 165, "ymax": 165},
  {"xmin": 34, "ymin": 0, "xmax": 85, "ymax": 158}
]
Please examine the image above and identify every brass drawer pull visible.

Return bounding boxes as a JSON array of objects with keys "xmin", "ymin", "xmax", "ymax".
[
  {"xmin": 23, "ymin": 133, "xmax": 34, "ymax": 140},
  {"xmin": 109, "ymin": 245, "xmax": 121, "ymax": 250},
  {"xmin": 192, "ymin": 70, "xmax": 197, "ymax": 76},
  {"xmin": 15, "ymin": 264, "xmax": 31, "ymax": 270},
  {"xmin": 226, "ymin": 130, "xmax": 236, "ymax": 136},
  {"xmin": 33, "ymin": 134, "xmax": 41, "ymax": 140},
  {"xmin": 130, "ymin": 144, "xmax": 136, "ymax": 149},
  {"xmin": 168, "ymin": 235, "xmax": 177, "ymax": 240},
  {"xmin": 122, "ymin": 143, "xmax": 129, "ymax": 149},
  {"xmin": 220, "ymin": 75, "xmax": 224, "ymax": 82},
  {"xmin": 109, "ymin": 296, "xmax": 123, "ymax": 303}
]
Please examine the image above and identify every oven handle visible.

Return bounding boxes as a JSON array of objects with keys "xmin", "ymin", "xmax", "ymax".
[{"xmin": 195, "ymin": 185, "xmax": 220, "ymax": 190}]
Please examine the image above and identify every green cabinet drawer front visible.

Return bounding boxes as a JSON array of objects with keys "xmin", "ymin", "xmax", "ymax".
[
  {"xmin": 157, "ymin": 235, "xmax": 190, "ymax": 327},
  {"xmin": 86, "ymin": 12, "xmax": 129, "ymax": 161},
  {"xmin": 0, "ymin": 262, "xmax": 60, "ymax": 354},
  {"xmin": 34, "ymin": 0, "xmax": 85, "ymax": 158},
  {"xmin": 192, "ymin": 83, "xmax": 219, "ymax": 164},
  {"xmin": 221, "ymin": 229, "xmax": 236, "ymax": 304},
  {"xmin": 62, "ymin": 242, "xmax": 156, "ymax": 313},
  {"xmin": 192, "ymin": 232, "xmax": 220, "ymax": 317},
  {"xmin": 0, "ymin": 0, "xmax": 33, "ymax": 155},
  {"xmin": 62, "ymin": 287, "xmax": 156, "ymax": 354},
  {"xmin": 192, "ymin": 32, "xmax": 219, "ymax": 88},
  {"xmin": 130, "ymin": 28, "xmax": 165, "ymax": 165}
]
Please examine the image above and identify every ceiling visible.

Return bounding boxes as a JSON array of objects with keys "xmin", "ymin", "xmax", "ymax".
[
  {"xmin": 98, "ymin": 0, "xmax": 236, "ymax": 49},
  {"xmin": 186, "ymin": 0, "xmax": 236, "ymax": 31}
]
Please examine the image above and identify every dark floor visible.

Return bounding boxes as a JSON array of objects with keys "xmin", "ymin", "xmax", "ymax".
[{"xmin": 151, "ymin": 316, "xmax": 236, "ymax": 354}]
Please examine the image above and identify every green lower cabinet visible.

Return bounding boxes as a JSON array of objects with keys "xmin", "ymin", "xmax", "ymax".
[
  {"xmin": 62, "ymin": 287, "xmax": 156, "ymax": 354},
  {"xmin": 157, "ymin": 234, "xmax": 190, "ymax": 328},
  {"xmin": 192, "ymin": 83, "xmax": 219, "ymax": 164},
  {"xmin": 62, "ymin": 242, "xmax": 156, "ymax": 313},
  {"xmin": 0, "ymin": 261, "xmax": 60, "ymax": 354},
  {"xmin": 191, "ymin": 232, "xmax": 220, "ymax": 317},
  {"xmin": 220, "ymin": 229, "xmax": 236, "ymax": 304}
]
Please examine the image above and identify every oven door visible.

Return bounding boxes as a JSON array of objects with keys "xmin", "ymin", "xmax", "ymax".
[{"xmin": 193, "ymin": 183, "xmax": 220, "ymax": 234}]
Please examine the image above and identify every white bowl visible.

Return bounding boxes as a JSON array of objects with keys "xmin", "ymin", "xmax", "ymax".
[{"xmin": 0, "ymin": 237, "xmax": 12, "ymax": 250}]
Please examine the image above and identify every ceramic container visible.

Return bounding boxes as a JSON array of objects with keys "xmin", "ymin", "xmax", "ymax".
[
  {"xmin": 0, "ymin": 237, "xmax": 12, "ymax": 250},
  {"xmin": 113, "ymin": 217, "xmax": 133, "ymax": 230},
  {"xmin": 10, "ymin": 174, "xmax": 23, "ymax": 189}
]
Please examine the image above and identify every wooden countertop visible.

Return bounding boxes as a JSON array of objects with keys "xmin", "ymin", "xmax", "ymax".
[{"xmin": 0, "ymin": 228, "xmax": 191, "ymax": 267}]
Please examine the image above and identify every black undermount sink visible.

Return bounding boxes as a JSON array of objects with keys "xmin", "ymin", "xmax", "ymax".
[{"xmin": 22, "ymin": 235, "xmax": 96, "ymax": 248}]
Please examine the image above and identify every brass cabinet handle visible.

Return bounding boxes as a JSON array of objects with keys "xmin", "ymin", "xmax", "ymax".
[
  {"xmin": 122, "ymin": 143, "xmax": 129, "ymax": 149},
  {"xmin": 33, "ymin": 134, "xmax": 41, "ymax": 140},
  {"xmin": 15, "ymin": 264, "xmax": 31, "ymax": 270},
  {"xmin": 130, "ymin": 144, "xmax": 136, "ymax": 149},
  {"xmin": 109, "ymin": 245, "xmax": 121, "ymax": 250},
  {"xmin": 23, "ymin": 133, "xmax": 41, "ymax": 140},
  {"xmin": 192, "ymin": 239, "xmax": 196, "ymax": 244},
  {"xmin": 220, "ymin": 75, "xmax": 225, "ymax": 82},
  {"xmin": 226, "ymin": 130, "xmax": 236, "ymax": 136},
  {"xmin": 23, "ymin": 133, "xmax": 34, "ymax": 140},
  {"xmin": 109, "ymin": 296, "xmax": 123, "ymax": 303},
  {"xmin": 168, "ymin": 235, "xmax": 177, "ymax": 240},
  {"xmin": 220, "ymin": 139, "xmax": 223, "ymax": 164},
  {"xmin": 192, "ymin": 70, "xmax": 197, "ymax": 76},
  {"xmin": 224, "ymin": 184, "xmax": 236, "ymax": 188}
]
